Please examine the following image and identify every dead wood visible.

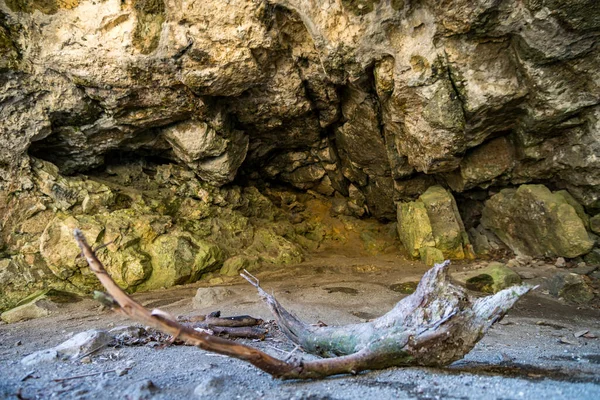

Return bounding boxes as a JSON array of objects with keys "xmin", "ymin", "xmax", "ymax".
[
  {"xmin": 190, "ymin": 324, "xmax": 268, "ymax": 340},
  {"xmin": 74, "ymin": 229, "xmax": 533, "ymax": 379},
  {"xmin": 178, "ymin": 313, "xmax": 263, "ymax": 327}
]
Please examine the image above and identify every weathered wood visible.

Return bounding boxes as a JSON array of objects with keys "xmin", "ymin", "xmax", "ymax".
[
  {"xmin": 241, "ymin": 263, "xmax": 533, "ymax": 367},
  {"xmin": 75, "ymin": 229, "xmax": 532, "ymax": 380}
]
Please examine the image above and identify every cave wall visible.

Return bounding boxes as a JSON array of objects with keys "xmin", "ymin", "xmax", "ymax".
[
  {"xmin": 1, "ymin": 0, "xmax": 600, "ymax": 211},
  {"xmin": 1, "ymin": 0, "xmax": 600, "ymax": 308}
]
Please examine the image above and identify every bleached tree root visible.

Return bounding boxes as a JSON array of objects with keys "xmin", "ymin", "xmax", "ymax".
[
  {"xmin": 74, "ymin": 229, "xmax": 532, "ymax": 379},
  {"xmin": 241, "ymin": 262, "xmax": 534, "ymax": 368}
]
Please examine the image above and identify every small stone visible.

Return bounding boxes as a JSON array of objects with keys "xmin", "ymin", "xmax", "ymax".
[
  {"xmin": 555, "ymin": 257, "xmax": 567, "ymax": 268},
  {"xmin": 54, "ymin": 329, "xmax": 113, "ymax": 359},
  {"xmin": 15, "ymin": 340, "xmax": 22, "ymax": 346},
  {"xmin": 193, "ymin": 287, "xmax": 233, "ymax": 309},
  {"xmin": 515, "ymin": 255, "xmax": 533, "ymax": 266},
  {"xmin": 80, "ymin": 356, "xmax": 92, "ymax": 364},
  {"xmin": 574, "ymin": 329, "xmax": 589, "ymax": 338}
]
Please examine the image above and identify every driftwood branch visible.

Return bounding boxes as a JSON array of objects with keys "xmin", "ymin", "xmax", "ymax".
[{"xmin": 74, "ymin": 229, "xmax": 532, "ymax": 379}]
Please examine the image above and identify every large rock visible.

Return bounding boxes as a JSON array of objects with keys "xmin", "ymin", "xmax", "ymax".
[
  {"xmin": 397, "ymin": 185, "xmax": 470, "ymax": 259},
  {"xmin": 140, "ymin": 230, "xmax": 223, "ymax": 291},
  {"xmin": 481, "ymin": 185, "xmax": 594, "ymax": 258}
]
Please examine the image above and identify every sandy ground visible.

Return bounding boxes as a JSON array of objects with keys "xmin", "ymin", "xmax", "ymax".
[{"xmin": 1, "ymin": 253, "xmax": 599, "ymax": 400}]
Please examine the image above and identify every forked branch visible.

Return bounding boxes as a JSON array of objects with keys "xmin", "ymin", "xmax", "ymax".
[{"xmin": 74, "ymin": 229, "xmax": 532, "ymax": 379}]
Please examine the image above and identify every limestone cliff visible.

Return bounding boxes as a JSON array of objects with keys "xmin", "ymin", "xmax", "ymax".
[{"xmin": 1, "ymin": 0, "xmax": 599, "ymax": 309}]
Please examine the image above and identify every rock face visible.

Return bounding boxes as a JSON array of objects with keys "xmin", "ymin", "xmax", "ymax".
[
  {"xmin": 1, "ymin": 1, "xmax": 600, "ymax": 307},
  {"xmin": 397, "ymin": 186, "xmax": 470, "ymax": 260},
  {"xmin": 482, "ymin": 185, "xmax": 594, "ymax": 258},
  {"xmin": 1, "ymin": 0, "xmax": 599, "ymax": 210}
]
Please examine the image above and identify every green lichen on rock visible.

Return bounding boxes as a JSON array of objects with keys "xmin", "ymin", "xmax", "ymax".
[
  {"xmin": 340, "ymin": 0, "xmax": 377, "ymax": 16},
  {"xmin": 465, "ymin": 262, "xmax": 521, "ymax": 294},
  {"xmin": 397, "ymin": 185, "xmax": 469, "ymax": 260},
  {"xmin": 0, "ymin": 21, "xmax": 19, "ymax": 71},
  {"xmin": 590, "ymin": 213, "xmax": 600, "ymax": 235},
  {"xmin": 422, "ymin": 78, "xmax": 466, "ymax": 132},
  {"xmin": 481, "ymin": 185, "xmax": 594, "ymax": 258},
  {"xmin": 554, "ymin": 190, "xmax": 589, "ymax": 229},
  {"xmin": 132, "ymin": 0, "xmax": 166, "ymax": 54},
  {"xmin": 5, "ymin": 0, "xmax": 80, "ymax": 14},
  {"xmin": 139, "ymin": 229, "xmax": 223, "ymax": 290},
  {"xmin": 419, "ymin": 185, "xmax": 467, "ymax": 259},
  {"xmin": 420, "ymin": 246, "xmax": 444, "ymax": 267},
  {"xmin": 397, "ymin": 201, "xmax": 435, "ymax": 258}
]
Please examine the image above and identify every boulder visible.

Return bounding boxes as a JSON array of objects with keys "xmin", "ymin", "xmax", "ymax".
[
  {"xmin": 21, "ymin": 329, "xmax": 112, "ymax": 365},
  {"xmin": 445, "ymin": 137, "xmax": 515, "ymax": 192},
  {"xmin": 397, "ymin": 186, "xmax": 470, "ymax": 259},
  {"xmin": 140, "ymin": 231, "xmax": 223, "ymax": 290},
  {"xmin": 1, "ymin": 293, "xmax": 55, "ymax": 323},
  {"xmin": 481, "ymin": 185, "xmax": 594, "ymax": 258},
  {"xmin": 220, "ymin": 256, "xmax": 258, "ymax": 277},
  {"xmin": 548, "ymin": 272, "xmax": 595, "ymax": 304}
]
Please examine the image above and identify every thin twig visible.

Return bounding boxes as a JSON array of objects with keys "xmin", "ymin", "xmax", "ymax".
[{"xmin": 53, "ymin": 370, "xmax": 116, "ymax": 382}]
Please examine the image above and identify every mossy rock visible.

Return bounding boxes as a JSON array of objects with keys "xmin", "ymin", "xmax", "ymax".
[
  {"xmin": 397, "ymin": 201, "xmax": 435, "ymax": 258},
  {"xmin": 590, "ymin": 214, "xmax": 600, "ymax": 235},
  {"xmin": 140, "ymin": 230, "xmax": 223, "ymax": 290},
  {"xmin": 397, "ymin": 186, "xmax": 468, "ymax": 260},
  {"xmin": 466, "ymin": 262, "xmax": 522, "ymax": 294},
  {"xmin": 419, "ymin": 186, "xmax": 466, "ymax": 259},
  {"xmin": 482, "ymin": 185, "xmax": 593, "ymax": 258},
  {"xmin": 246, "ymin": 228, "xmax": 303, "ymax": 265},
  {"xmin": 420, "ymin": 246, "xmax": 445, "ymax": 267},
  {"xmin": 220, "ymin": 255, "xmax": 258, "ymax": 277}
]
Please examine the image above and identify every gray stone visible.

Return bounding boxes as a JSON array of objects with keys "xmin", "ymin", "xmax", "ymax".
[
  {"xmin": 548, "ymin": 273, "xmax": 595, "ymax": 304},
  {"xmin": 583, "ymin": 248, "xmax": 600, "ymax": 267},
  {"xmin": 54, "ymin": 329, "xmax": 113, "ymax": 359},
  {"xmin": 0, "ymin": 292, "xmax": 58, "ymax": 323}
]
